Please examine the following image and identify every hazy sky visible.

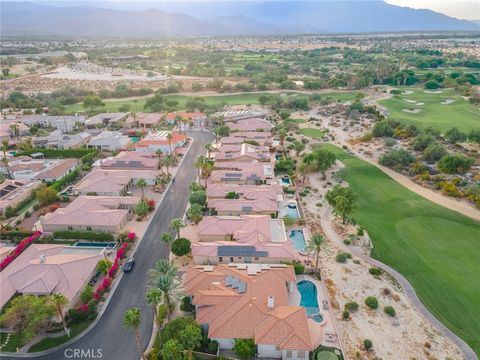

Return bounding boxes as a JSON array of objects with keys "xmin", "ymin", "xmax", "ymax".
[{"xmin": 385, "ymin": 0, "xmax": 479, "ymax": 20}]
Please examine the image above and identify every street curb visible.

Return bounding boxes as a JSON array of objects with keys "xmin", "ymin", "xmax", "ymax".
[{"xmin": 0, "ymin": 137, "xmax": 198, "ymax": 359}]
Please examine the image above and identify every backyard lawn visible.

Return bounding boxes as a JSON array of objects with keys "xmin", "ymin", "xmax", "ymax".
[
  {"xmin": 300, "ymin": 128, "xmax": 325, "ymax": 138},
  {"xmin": 324, "ymin": 144, "xmax": 480, "ymax": 355},
  {"xmin": 0, "ymin": 332, "xmax": 25, "ymax": 352},
  {"xmin": 65, "ymin": 91, "xmax": 357, "ymax": 114},
  {"xmin": 379, "ymin": 87, "xmax": 479, "ymax": 133}
]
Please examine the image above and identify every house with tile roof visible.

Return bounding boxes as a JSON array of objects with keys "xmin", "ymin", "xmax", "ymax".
[
  {"xmin": 226, "ymin": 118, "xmax": 272, "ymax": 132},
  {"xmin": 209, "ymin": 162, "xmax": 274, "ymax": 185},
  {"xmin": 85, "ymin": 112, "xmax": 129, "ymax": 129},
  {"xmin": 0, "ymin": 244, "xmax": 106, "ymax": 311},
  {"xmin": 134, "ymin": 131, "xmax": 186, "ymax": 154},
  {"xmin": 190, "ymin": 215, "xmax": 294, "ymax": 264},
  {"xmin": 40, "ymin": 195, "xmax": 139, "ymax": 233},
  {"xmin": 34, "ymin": 158, "xmax": 79, "ymax": 183},
  {"xmin": 165, "ymin": 112, "xmax": 207, "ymax": 128},
  {"xmin": 214, "ymin": 143, "xmax": 272, "ymax": 163},
  {"xmin": 0, "ymin": 179, "xmax": 43, "ymax": 216},
  {"xmin": 96, "ymin": 151, "xmax": 158, "ymax": 170},
  {"xmin": 184, "ymin": 264, "xmax": 315, "ymax": 359},
  {"xmin": 87, "ymin": 131, "xmax": 132, "ymax": 152}
]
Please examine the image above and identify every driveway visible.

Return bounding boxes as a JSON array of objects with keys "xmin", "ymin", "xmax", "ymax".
[{"xmin": 1, "ymin": 130, "xmax": 214, "ymax": 360}]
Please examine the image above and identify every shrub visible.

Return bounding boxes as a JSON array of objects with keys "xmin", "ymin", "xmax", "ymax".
[
  {"xmin": 96, "ymin": 259, "xmax": 112, "ymax": 274},
  {"xmin": 189, "ymin": 190, "xmax": 207, "ymax": 206},
  {"xmin": 80, "ymin": 285, "xmax": 94, "ymax": 304},
  {"xmin": 36, "ymin": 185, "xmax": 58, "ymax": 205},
  {"xmin": 438, "ymin": 154, "xmax": 474, "ymax": 174},
  {"xmin": 274, "ymin": 159, "xmax": 295, "ymax": 173},
  {"xmin": 50, "ymin": 168, "xmax": 80, "ymax": 192},
  {"xmin": 159, "ymin": 317, "xmax": 199, "ymax": 347},
  {"xmin": 157, "ymin": 304, "xmax": 168, "ymax": 327},
  {"xmin": 180, "ymin": 296, "xmax": 195, "ymax": 313},
  {"xmin": 335, "ymin": 252, "xmax": 350, "ymax": 263},
  {"xmin": 372, "ymin": 121, "xmax": 394, "ymax": 138},
  {"xmin": 412, "ymin": 134, "xmax": 435, "ymax": 151},
  {"xmin": 422, "ymin": 143, "xmax": 448, "ymax": 163},
  {"xmin": 342, "ymin": 310, "xmax": 350, "ymax": 320},
  {"xmin": 357, "ymin": 227, "xmax": 364, "ymax": 236},
  {"xmin": 343, "ymin": 239, "xmax": 351, "ymax": 245},
  {"xmin": 171, "ymin": 238, "xmax": 191, "ymax": 257},
  {"xmin": 384, "ymin": 305, "xmax": 396, "ymax": 317},
  {"xmin": 365, "ymin": 296, "xmax": 379, "ymax": 309},
  {"xmin": 24, "ymin": 211, "xmax": 31, "ymax": 218},
  {"xmin": 292, "ymin": 261, "xmax": 305, "ymax": 274},
  {"xmin": 207, "ymin": 339, "xmax": 219, "ymax": 353},
  {"xmin": 445, "ymin": 127, "xmax": 467, "ymax": 144},
  {"xmin": 345, "ymin": 301, "xmax": 359, "ymax": 311},
  {"xmin": 369, "ymin": 267, "xmax": 383, "ymax": 276},
  {"xmin": 363, "ymin": 339, "xmax": 373, "ymax": 351},
  {"xmin": 384, "ymin": 138, "xmax": 396, "ymax": 147},
  {"xmin": 233, "ymin": 338, "xmax": 256, "ymax": 359},
  {"xmin": 135, "ymin": 200, "xmax": 149, "ymax": 217},
  {"xmin": 187, "ymin": 203, "xmax": 204, "ymax": 224},
  {"xmin": 53, "ymin": 230, "xmax": 114, "ymax": 241},
  {"xmin": 379, "ymin": 149, "xmax": 415, "ymax": 169}
]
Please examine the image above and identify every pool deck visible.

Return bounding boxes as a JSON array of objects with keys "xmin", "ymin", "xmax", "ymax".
[
  {"xmin": 278, "ymin": 200, "xmax": 300, "ymax": 219},
  {"xmin": 289, "ymin": 274, "xmax": 342, "ymax": 351}
]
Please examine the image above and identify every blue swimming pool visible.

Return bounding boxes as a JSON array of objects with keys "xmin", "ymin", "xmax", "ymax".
[
  {"xmin": 297, "ymin": 280, "xmax": 323, "ymax": 322},
  {"xmin": 73, "ymin": 242, "xmax": 117, "ymax": 249},
  {"xmin": 289, "ymin": 230, "xmax": 306, "ymax": 250},
  {"xmin": 285, "ymin": 206, "xmax": 299, "ymax": 219},
  {"xmin": 281, "ymin": 176, "xmax": 291, "ymax": 186}
]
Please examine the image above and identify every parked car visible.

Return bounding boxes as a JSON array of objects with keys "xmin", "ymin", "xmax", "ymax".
[{"xmin": 122, "ymin": 258, "xmax": 135, "ymax": 272}]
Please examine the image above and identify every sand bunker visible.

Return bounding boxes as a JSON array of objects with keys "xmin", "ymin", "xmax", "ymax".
[
  {"xmin": 404, "ymin": 99, "xmax": 417, "ymax": 103},
  {"xmin": 402, "ymin": 108, "xmax": 422, "ymax": 114},
  {"xmin": 424, "ymin": 90, "xmax": 443, "ymax": 94},
  {"xmin": 441, "ymin": 99, "xmax": 455, "ymax": 105},
  {"xmin": 401, "ymin": 90, "xmax": 414, "ymax": 95},
  {"xmin": 416, "ymin": 102, "xmax": 424, "ymax": 106}
]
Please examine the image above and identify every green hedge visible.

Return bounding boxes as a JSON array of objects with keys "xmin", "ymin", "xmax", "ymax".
[
  {"xmin": 50, "ymin": 169, "xmax": 80, "ymax": 191},
  {"xmin": 16, "ymin": 148, "xmax": 98, "ymax": 159},
  {"xmin": 53, "ymin": 230, "xmax": 114, "ymax": 241},
  {"xmin": 0, "ymin": 230, "xmax": 34, "ymax": 240}
]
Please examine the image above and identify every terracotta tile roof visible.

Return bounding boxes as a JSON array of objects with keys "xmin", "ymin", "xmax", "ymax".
[
  {"xmin": 34, "ymin": 159, "xmax": 78, "ymax": 180},
  {"xmin": 166, "ymin": 112, "xmax": 205, "ymax": 120},
  {"xmin": 184, "ymin": 264, "xmax": 313, "ymax": 351},
  {"xmin": 206, "ymin": 184, "xmax": 283, "ymax": 199},
  {"xmin": 227, "ymin": 118, "xmax": 272, "ymax": 132}
]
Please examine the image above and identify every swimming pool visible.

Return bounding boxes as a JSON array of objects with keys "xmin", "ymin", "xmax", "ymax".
[
  {"xmin": 297, "ymin": 280, "xmax": 323, "ymax": 322},
  {"xmin": 289, "ymin": 229, "xmax": 306, "ymax": 250},
  {"xmin": 281, "ymin": 176, "xmax": 291, "ymax": 186},
  {"xmin": 285, "ymin": 206, "xmax": 299, "ymax": 219}
]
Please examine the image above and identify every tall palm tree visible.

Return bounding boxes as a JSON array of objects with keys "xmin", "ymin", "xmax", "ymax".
[
  {"xmin": 170, "ymin": 218, "xmax": 185, "ymax": 238},
  {"xmin": 136, "ymin": 178, "xmax": 147, "ymax": 199},
  {"xmin": 154, "ymin": 274, "xmax": 183, "ymax": 321},
  {"xmin": 178, "ymin": 325, "xmax": 202, "ymax": 360},
  {"xmin": 277, "ymin": 127, "xmax": 287, "ymax": 146},
  {"xmin": 155, "ymin": 149, "xmax": 163, "ymax": 172},
  {"xmin": 145, "ymin": 288, "xmax": 162, "ymax": 327},
  {"xmin": 148, "ymin": 259, "xmax": 179, "ymax": 284},
  {"xmin": 50, "ymin": 293, "xmax": 69, "ymax": 336},
  {"xmin": 161, "ymin": 154, "xmax": 175, "ymax": 176},
  {"xmin": 1, "ymin": 140, "xmax": 12, "ymax": 179},
  {"xmin": 161, "ymin": 232, "xmax": 174, "ymax": 250},
  {"xmin": 204, "ymin": 143, "xmax": 214, "ymax": 158},
  {"xmin": 123, "ymin": 307, "xmax": 147, "ymax": 360},
  {"xmin": 306, "ymin": 233, "xmax": 325, "ymax": 272},
  {"xmin": 167, "ymin": 133, "xmax": 173, "ymax": 153},
  {"xmin": 195, "ymin": 156, "xmax": 213, "ymax": 187}
]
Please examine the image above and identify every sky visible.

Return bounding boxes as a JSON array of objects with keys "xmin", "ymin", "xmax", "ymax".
[{"xmin": 385, "ymin": 0, "xmax": 479, "ymax": 20}]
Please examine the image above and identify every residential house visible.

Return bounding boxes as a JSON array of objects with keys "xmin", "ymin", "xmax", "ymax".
[
  {"xmin": 0, "ymin": 179, "xmax": 42, "ymax": 216},
  {"xmin": 184, "ymin": 263, "xmax": 315, "ymax": 360},
  {"xmin": 189, "ymin": 214, "xmax": 295, "ymax": 264},
  {"xmin": 134, "ymin": 131, "xmax": 186, "ymax": 154},
  {"xmin": 214, "ymin": 143, "xmax": 272, "ymax": 163},
  {"xmin": 1, "ymin": 157, "xmax": 78, "ymax": 182},
  {"xmin": 166, "ymin": 112, "xmax": 207, "ymax": 128},
  {"xmin": 226, "ymin": 118, "xmax": 272, "ymax": 132},
  {"xmin": 34, "ymin": 159, "xmax": 78, "ymax": 183},
  {"xmin": 213, "ymin": 110, "xmax": 268, "ymax": 122},
  {"xmin": 0, "ymin": 244, "xmax": 106, "ymax": 311},
  {"xmin": 87, "ymin": 131, "xmax": 132, "ymax": 151},
  {"xmin": 96, "ymin": 151, "xmax": 158, "ymax": 171},
  {"xmin": 33, "ymin": 130, "xmax": 92, "ymax": 149},
  {"xmin": 209, "ymin": 162, "xmax": 274, "ymax": 185},
  {"xmin": 137, "ymin": 113, "xmax": 162, "ymax": 129},
  {"xmin": 0, "ymin": 121, "xmax": 30, "ymax": 142},
  {"xmin": 41, "ymin": 195, "xmax": 139, "ymax": 233},
  {"xmin": 18, "ymin": 115, "xmax": 86, "ymax": 132},
  {"xmin": 84, "ymin": 113, "xmax": 129, "ymax": 129}
]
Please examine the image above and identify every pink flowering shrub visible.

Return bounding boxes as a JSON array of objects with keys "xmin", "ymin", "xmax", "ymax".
[
  {"xmin": 0, "ymin": 231, "xmax": 42, "ymax": 271},
  {"xmin": 146, "ymin": 199, "xmax": 156, "ymax": 211}
]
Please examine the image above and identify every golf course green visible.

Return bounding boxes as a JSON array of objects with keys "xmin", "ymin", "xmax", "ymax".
[
  {"xmin": 300, "ymin": 128, "xmax": 325, "ymax": 138},
  {"xmin": 324, "ymin": 144, "xmax": 480, "ymax": 355},
  {"xmin": 65, "ymin": 91, "xmax": 357, "ymax": 114},
  {"xmin": 379, "ymin": 87, "xmax": 479, "ymax": 133}
]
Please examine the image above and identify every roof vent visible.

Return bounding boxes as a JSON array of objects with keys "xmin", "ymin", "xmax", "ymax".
[
  {"xmin": 39, "ymin": 254, "xmax": 46, "ymax": 263},
  {"xmin": 267, "ymin": 295, "xmax": 274, "ymax": 309}
]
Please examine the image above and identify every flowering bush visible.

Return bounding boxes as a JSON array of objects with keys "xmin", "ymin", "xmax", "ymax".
[
  {"xmin": 146, "ymin": 199, "xmax": 156, "ymax": 211},
  {"xmin": 116, "ymin": 242, "xmax": 129, "ymax": 259},
  {"xmin": 0, "ymin": 231, "xmax": 42, "ymax": 271},
  {"xmin": 49, "ymin": 204, "xmax": 61, "ymax": 213},
  {"xmin": 108, "ymin": 259, "xmax": 119, "ymax": 277},
  {"xmin": 127, "ymin": 232, "xmax": 136, "ymax": 242}
]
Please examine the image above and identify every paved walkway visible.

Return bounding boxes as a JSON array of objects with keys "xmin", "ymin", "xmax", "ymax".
[{"xmin": 318, "ymin": 204, "xmax": 478, "ymax": 360}]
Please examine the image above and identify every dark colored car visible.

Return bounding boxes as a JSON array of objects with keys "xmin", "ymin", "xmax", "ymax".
[{"xmin": 122, "ymin": 258, "xmax": 135, "ymax": 272}]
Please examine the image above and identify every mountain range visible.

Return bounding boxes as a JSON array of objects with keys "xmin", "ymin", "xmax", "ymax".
[{"xmin": 1, "ymin": 1, "xmax": 478, "ymax": 38}]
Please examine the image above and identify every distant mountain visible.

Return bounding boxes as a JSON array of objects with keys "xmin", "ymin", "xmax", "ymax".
[{"xmin": 1, "ymin": 1, "xmax": 478, "ymax": 38}]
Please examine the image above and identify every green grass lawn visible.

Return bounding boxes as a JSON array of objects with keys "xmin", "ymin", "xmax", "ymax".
[
  {"xmin": 324, "ymin": 144, "xmax": 480, "ymax": 355},
  {"xmin": 379, "ymin": 87, "xmax": 479, "ymax": 133},
  {"xmin": 27, "ymin": 319, "xmax": 92, "ymax": 353},
  {"xmin": 300, "ymin": 128, "xmax": 325, "ymax": 138},
  {"xmin": 65, "ymin": 91, "xmax": 357, "ymax": 114},
  {"xmin": 0, "ymin": 332, "xmax": 25, "ymax": 352}
]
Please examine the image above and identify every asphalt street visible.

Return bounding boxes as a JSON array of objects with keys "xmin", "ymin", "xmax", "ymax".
[{"xmin": 2, "ymin": 131, "xmax": 214, "ymax": 360}]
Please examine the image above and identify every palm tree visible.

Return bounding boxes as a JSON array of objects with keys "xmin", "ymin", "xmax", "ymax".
[
  {"xmin": 148, "ymin": 259, "xmax": 179, "ymax": 284},
  {"xmin": 1, "ymin": 140, "xmax": 12, "ymax": 179},
  {"xmin": 178, "ymin": 325, "xmax": 202, "ymax": 360},
  {"xmin": 161, "ymin": 232, "xmax": 174, "ymax": 249},
  {"xmin": 277, "ymin": 127, "xmax": 287, "ymax": 146},
  {"xmin": 161, "ymin": 155, "xmax": 175, "ymax": 176},
  {"xmin": 204, "ymin": 143, "xmax": 214, "ymax": 158},
  {"xmin": 160, "ymin": 339, "xmax": 184, "ymax": 360},
  {"xmin": 195, "ymin": 156, "xmax": 213, "ymax": 187},
  {"xmin": 170, "ymin": 218, "xmax": 185, "ymax": 238},
  {"xmin": 123, "ymin": 307, "xmax": 147, "ymax": 360},
  {"xmin": 136, "ymin": 178, "xmax": 147, "ymax": 199},
  {"xmin": 50, "ymin": 293, "xmax": 69, "ymax": 336},
  {"xmin": 155, "ymin": 149, "xmax": 163, "ymax": 172},
  {"xmin": 145, "ymin": 288, "xmax": 162, "ymax": 327},
  {"xmin": 306, "ymin": 233, "xmax": 325, "ymax": 272},
  {"xmin": 167, "ymin": 133, "xmax": 173, "ymax": 153},
  {"xmin": 9, "ymin": 123, "xmax": 19, "ymax": 138},
  {"xmin": 154, "ymin": 274, "xmax": 183, "ymax": 321},
  {"xmin": 175, "ymin": 115, "xmax": 184, "ymax": 134}
]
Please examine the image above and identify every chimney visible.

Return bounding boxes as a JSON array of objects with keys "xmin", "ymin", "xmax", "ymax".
[
  {"xmin": 267, "ymin": 296, "xmax": 274, "ymax": 309},
  {"xmin": 39, "ymin": 254, "xmax": 46, "ymax": 263}
]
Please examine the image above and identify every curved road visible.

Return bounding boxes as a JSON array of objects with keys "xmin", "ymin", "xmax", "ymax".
[{"xmin": 2, "ymin": 131, "xmax": 214, "ymax": 360}]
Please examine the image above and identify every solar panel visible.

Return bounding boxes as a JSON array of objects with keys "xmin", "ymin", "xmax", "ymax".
[
  {"xmin": 238, "ymin": 282, "xmax": 247, "ymax": 293},
  {"xmin": 242, "ymin": 206, "xmax": 253, "ymax": 212},
  {"xmin": 225, "ymin": 173, "xmax": 242, "ymax": 177},
  {"xmin": 217, "ymin": 246, "xmax": 268, "ymax": 257}
]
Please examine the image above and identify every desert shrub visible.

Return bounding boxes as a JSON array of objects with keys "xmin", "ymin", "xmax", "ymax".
[
  {"xmin": 180, "ymin": 296, "xmax": 195, "ymax": 313},
  {"xmin": 379, "ymin": 149, "xmax": 415, "ymax": 168},
  {"xmin": 363, "ymin": 339, "xmax": 373, "ymax": 351},
  {"xmin": 365, "ymin": 296, "xmax": 379, "ymax": 309},
  {"xmin": 372, "ymin": 121, "xmax": 394, "ymax": 138},
  {"xmin": 335, "ymin": 252, "xmax": 350, "ymax": 263},
  {"xmin": 422, "ymin": 143, "xmax": 448, "ymax": 163},
  {"xmin": 445, "ymin": 127, "xmax": 467, "ymax": 144},
  {"xmin": 342, "ymin": 310, "xmax": 350, "ymax": 320},
  {"xmin": 369, "ymin": 267, "xmax": 383, "ymax": 276},
  {"xmin": 345, "ymin": 301, "xmax": 359, "ymax": 311},
  {"xmin": 384, "ymin": 305, "xmax": 396, "ymax": 317},
  {"xmin": 189, "ymin": 190, "xmax": 207, "ymax": 206},
  {"xmin": 343, "ymin": 239, "xmax": 351, "ymax": 245},
  {"xmin": 412, "ymin": 134, "xmax": 435, "ymax": 151},
  {"xmin": 438, "ymin": 154, "xmax": 474, "ymax": 174}
]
